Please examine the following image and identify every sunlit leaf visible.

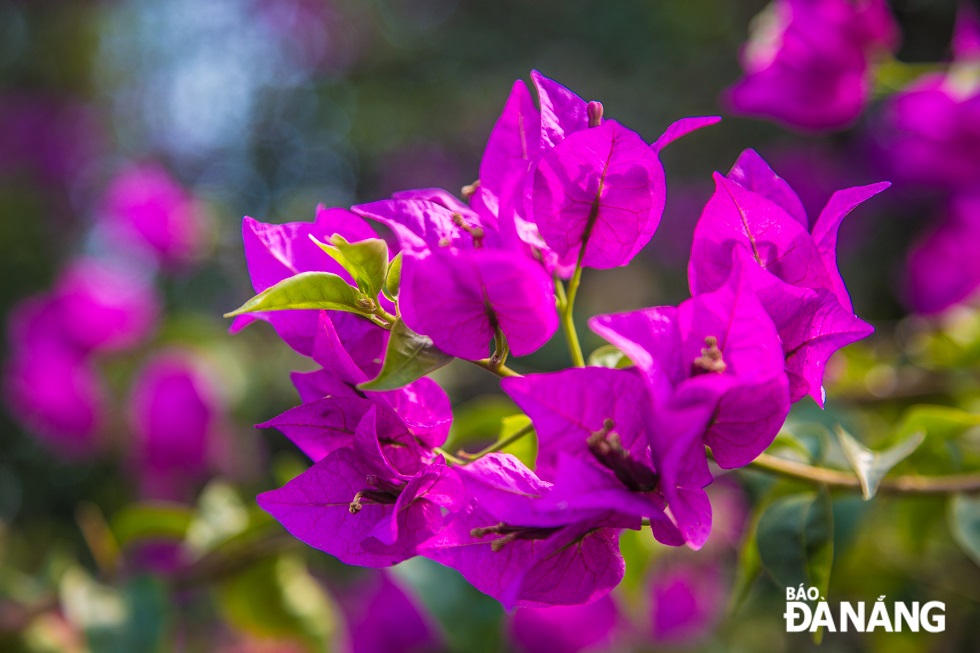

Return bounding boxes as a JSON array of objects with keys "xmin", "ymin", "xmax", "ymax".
[
  {"xmin": 112, "ymin": 502, "xmax": 193, "ymax": 551},
  {"xmin": 184, "ymin": 482, "xmax": 250, "ymax": 557},
  {"xmin": 311, "ymin": 234, "xmax": 388, "ymax": 299},
  {"xmin": 223, "ymin": 271, "xmax": 367, "ymax": 318},
  {"xmin": 949, "ymin": 493, "xmax": 980, "ymax": 567},
  {"xmin": 384, "ymin": 251, "xmax": 403, "ymax": 301},
  {"xmin": 445, "ymin": 395, "xmax": 519, "ymax": 453},
  {"xmin": 358, "ymin": 318, "xmax": 453, "ymax": 391},
  {"xmin": 217, "ymin": 555, "xmax": 336, "ymax": 651},
  {"xmin": 586, "ymin": 344, "xmax": 632, "ymax": 369},
  {"xmin": 837, "ymin": 426, "xmax": 924, "ymax": 500},
  {"xmin": 497, "ymin": 414, "xmax": 537, "ymax": 469}
]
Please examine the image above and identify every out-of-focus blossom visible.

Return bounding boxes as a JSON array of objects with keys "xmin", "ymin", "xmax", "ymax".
[
  {"xmin": 0, "ymin": 94, "xmax": 104, "ymax": 188},
  {"xmin": 508, "ymin": 594, "xmax": 620, "ymax": 653},
  {"xmin": 52, "ymin": 258, "xmax": 160, "ymax": 354},
  {"xmin": 648, "ymin": 560, "xmax": 726, "ymax": 646},
  {"xmin": 726, "ymin": 0, "xmax": 899, "ymax": 131},
  {"xmin": 101, "ymin": 163, "xmax": 208, "ymax": 269},
  {"xmin": 129, "ymin": 350, "xmax": 225, "ymax": 500},
  {"xmin": 254, "ymin": 0, "xmax": 366, "ymax": 74},
  {"xmin": 337, "ymin": 571, "xmax": 443, "ymax": 653},
  {"xmin": 3, "ymin": 346, "xmax": 105, "ymax": 457},
  {"xmin": 873, "ymin": 5, "xmax": 980, "ymax": 191},
  {"xmin": 905, "ymin": 193, "xmax": 980, "ymax": 314}
]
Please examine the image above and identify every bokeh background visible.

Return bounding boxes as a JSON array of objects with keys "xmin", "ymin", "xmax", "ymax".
[{"xmin": 2, "ymin": 1, "xmax": 979, "ymax": 652}]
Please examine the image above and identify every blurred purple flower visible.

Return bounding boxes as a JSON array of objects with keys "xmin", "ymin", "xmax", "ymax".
[
  {"xmin": 648, "ymin": 560, "xmax": 726, "ymax": 646},
  {"xmin": 872, "ymin": 5, "xmax": 980, "ymax": 191},
  {"xmin": 905, "ymin": 193, "xmax": 980, "ymax": 314},
  {"xmin": 508, "ymin": 594, "xmax": 620, "ymax": 653},
  {"xmin": 0, "ymin": 94, "xmax": 104, "ymax": 188},
  {"xmin": 3, "ymin": 345, "xmax": 105, "ymax": 457},
  {"xmin": 725, "ymin": 0, "xmax": 898, "ymax": 131},
  {"xmin": 101, "ymin": 163, "xmax": 207, "ymax": 269},
  {"xmin": 337, "ymin": 571, "xmax": 443, "ymax": 653},
  {"xmin": 129, "ymin": 350, "xmax": 225, "ymax": 500}
]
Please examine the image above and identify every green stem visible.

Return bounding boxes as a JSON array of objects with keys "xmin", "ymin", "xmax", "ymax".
[
  {"xmin": 435, "ymin": 447, "xmax": 466, "ymax": 465},
  {"xmin": 560, "ymin": 263, "xmax": 586, "ymax": 367},
  {"xmin": 490, "ymin": 321, "xmax": 509, "ymax": 370},
  {"xmin": 745, "ymin": 452, "xmax": 980, "ymax": 495},
  {"xmin": 470, "ymin": 358, "xmax": 521, "ymax": 378},
  {"xmin": 460, "ymin": 423, "xmax": 535, "ymax": 463}
]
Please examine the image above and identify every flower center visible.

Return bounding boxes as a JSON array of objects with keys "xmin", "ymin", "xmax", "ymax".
[
  {"xmin": 587, "ymin": 418, "xmax": 660, "ymax": 492},
  {"xmin": 470, "ymin": 523, "xmax": 562, "ymax": 552},
  {"xmin": 451, "ymin": 212, "xmax": 485, "ymax": 247},
  {"xmin": 692, "ymin": 335, "xmax": 727, "ymax": 375},
  {"xmin": 348, "ymin": 474, "xmax": 405, "ymax": 514}
]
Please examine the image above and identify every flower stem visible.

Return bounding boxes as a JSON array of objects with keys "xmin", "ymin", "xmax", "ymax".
[
  {"xmin": 559, "ymin": 264, "xmax": 586, "ymax": 367},
  {"xmin": 745, "ymin": 452, "xmax": 980, "ymax": 495},
  {"xmin": 459, "ymin": 423, "xmax": 535, "ymax": 463},
  {"xmin": 470, "ymin": 358, "xmax": 521, "ymax": 378},
  {"xmin": 435, "ymin": 447, "xmax": 466, "ymax": 465}
]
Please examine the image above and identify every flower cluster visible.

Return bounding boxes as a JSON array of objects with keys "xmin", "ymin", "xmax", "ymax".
[{"xmin": 230, "ymin": 71, "xmax": 885, "ymax": 608}]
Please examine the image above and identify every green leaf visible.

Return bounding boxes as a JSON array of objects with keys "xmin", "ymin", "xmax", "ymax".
[
  {"xmin": 312, "ymin": 234, "xmax": 388, "ymax": 299},
  {"xmin": 729, "ymin": 510, "xmax": 762, "ymax": 614},
  {"xmin": 112, "ymin": 502, "xmax": 193, "ymax": 551},
  {"xmin": 949, "ymin": 493, "xmax": 980, "ymax": 567},
  {"xmin": 586, "ymin": 344, "xmax": 632, "ymax": 369},
  {"xmin": 895, "ymin": 405, "xmax": 980, "ymax": 441},
  {"xmin": 383, "ymin": 251, "xmax": 403, "ymax": 301},
  {"xmin": 61, "ymin": 570, "xmax": 168, "ymax": 653},
  {"xmin": 358, "ymin": 318, "xmax": 453, "ymax": 391},
  {"xmin": 223, "ymin": 271, "xmax": 367, "ymax": 318},
  {"xmin": 217, "ymin": 555, "xmax": 336, "ymax": 651},
  {"xmin": 756, "ymin": 491, "xmax": 834, "ymax": 597},
  {"xmin": 497, "ymin": 414, "xmax": 537, "ymax": 468},
  {"xmin": 837, "ymin": 426, "xmax": 924, "ymax": 500},
  {"xmin": 445, "ymin": 395, "xmax": 519, "ymax": 453}
]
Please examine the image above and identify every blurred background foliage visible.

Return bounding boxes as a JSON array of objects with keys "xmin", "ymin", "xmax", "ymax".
[{"xmin": 1, "ymin": 0, "xmax": 979, "ymax": 652}]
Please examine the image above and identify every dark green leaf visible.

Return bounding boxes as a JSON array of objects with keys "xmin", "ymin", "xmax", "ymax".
[
  {"xmin": 837, "ymin": 426, "xmax": 924, "ymax": 500},
  {"xmin": 358, "ymin": 318, "xmax": 453, "ymax": 391},
  {"xmin": 949, "ymin": 493, "xmax": 980, "ymax": 567},
  {"xmin": 312, "ymin": 234, "xmax": 388, "ymax": 299},
  {"xmin": 223, "ymin": 271, "xmax": 366, "ymax": 318},
  {"xmin": 384, "ymin": 251, "xmax": 403, "ymax": 301},
  {"xmin": 756, "ymin": 491, "xmax": 833, "ymax": 597}
]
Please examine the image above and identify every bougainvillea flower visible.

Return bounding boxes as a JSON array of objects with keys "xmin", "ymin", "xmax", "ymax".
[
  {"xmin": 502, "ymin": 367, "xmax": 712, "ymax": 547},
  {"xmin": 284, "ymin": 311, "xmax": 452, "ymax": 448},
  {"xmin": 648, "ymin": 560, "xmax": 726, "ymax": 646},
  {"xmin": 474, "ymin": 72, "xmax": 718, "ymax": 276},
  {"xmin": 905, "ymin": 193, "xmax": 980, "ymax": 314},
  {"xmin": 52, "ymin": 259, "xmax": 159, "ymax": 354},
  {"xmin": 421, "ymin": 454, "xmax": 631, "ymax": 609},
  {"xmin": 508, "ymin": 594, "xmax": 620, "ymax": 653},
  {"xmin": 873, "ymin": 6, "xmax": 980, "ymax": 191},
  {"xmin": 337, "ymin": 570, "xmax": 443, "ymax": 653},
  {"xmin": 231, "ymin": 205, "xmax": 378, "ymax": 356},
  {"xmin": 3, "ymin": 346, "xmax": 105, "ymax": 457},
  {"xmin": 129, "ymin": 351, "xmax": 224, "ymax": 500},
  {"xmin": 529, "ymin": 120, "xmax": 667, "ymax": 269},
  {"xmin": 353, "ymin": 191, "xmax": 500, "ymax": 256},
  {"xmin": 591, "ymin": 269, "xmax": 790, "ymax": 469},
  {"xmin": 258, "ymin": 407, "xmax": 463, "ymax": 567},
  {"xmin": 688, "ymin": 151, "xmax": 882, "ymax": 402},
  {"xmin": 101, "ymin": 163, "xmax": 207, "ymax": 268},
  {"xmin": 398, "ymin": 248, "xmax": 558, "ymax": 360},
  {"xmin": 725, "ymin": 0, "xmax": 898, "ymax": 131}
]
